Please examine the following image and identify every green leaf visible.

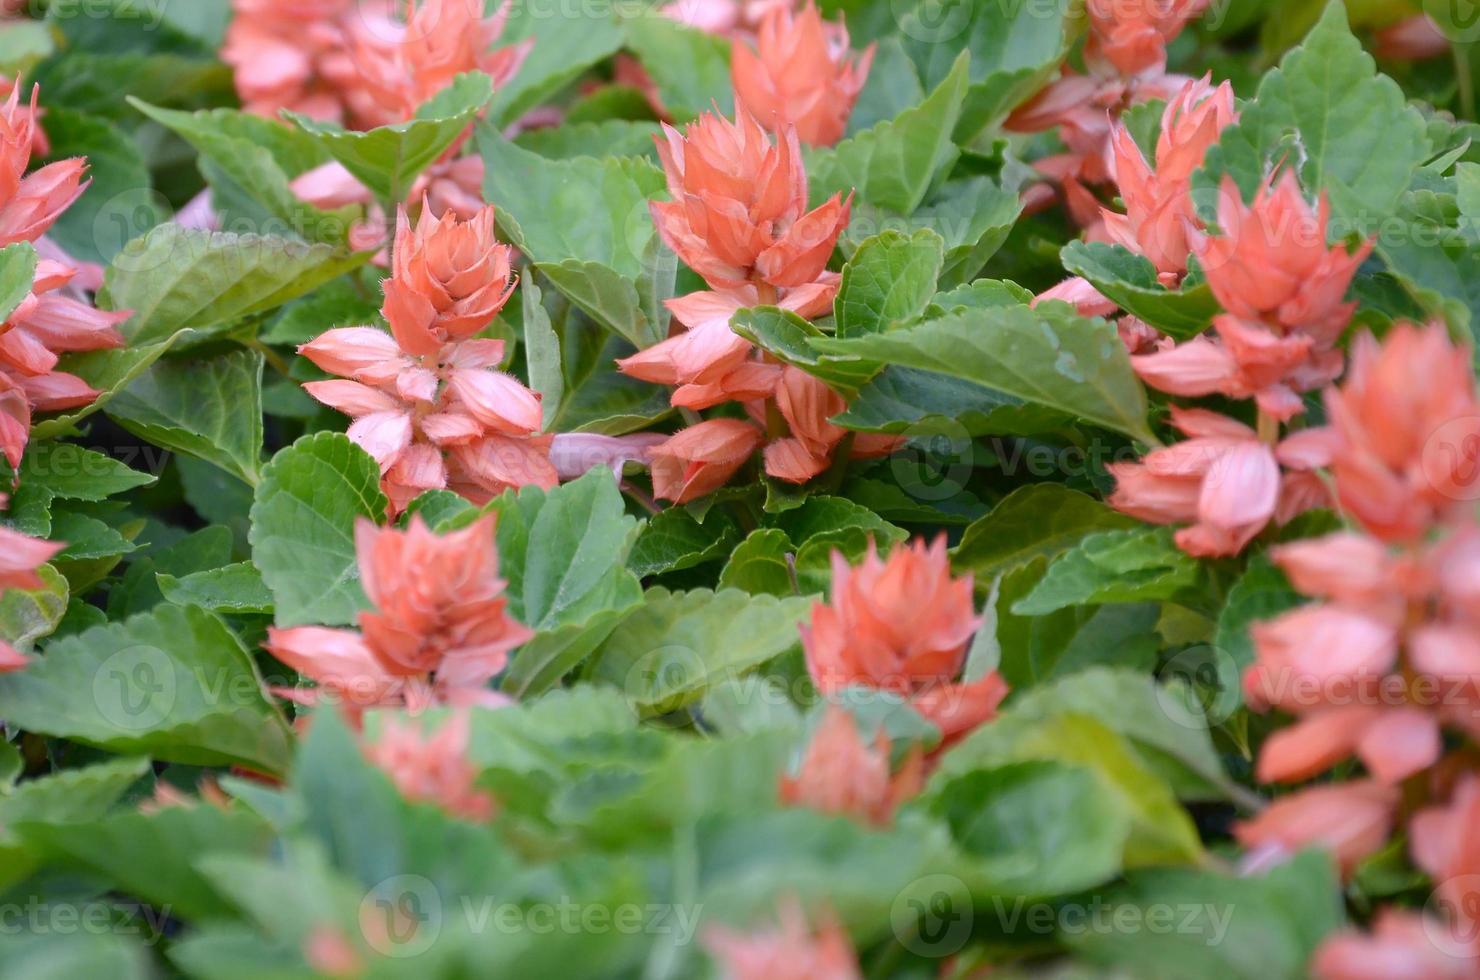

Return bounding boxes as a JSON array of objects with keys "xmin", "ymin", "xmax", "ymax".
[
  {"xmin": 39, "ymin": 108, "xmax": 162, "ymax": 265},
  {"xmin": 477, "ymin": 124, "xmax": 668, "ymax": 346},
  {"xmin": 1060, "ymin": 241, "xmax": 1221, "ymax": 338},
  {"xmin": 521, "ymin": 277, "xmax": 564, "ymax": 430},
  {"xmin": 628, "ymin": 507, "xmax": 741, "ymax": 578},
  {"xmin": 1066, "ymin": 851, "xmax": 1343, "ymax": 980},
  {"xmin": 249, "ymin": 432, "xmax": 388, "ymax": 628},
  {"xmin": 813, "ymin": 303, "xmax": 1158, "ymax": 443},
  {"xmin": 1458, "ymin": 162, "xmax": 1480, "ymax": 247},
  {"xmin": 806, "ymin": 52, "xmax": 970, "ymax": 214},
  {"xmin": 285, "ymin": 72, "xmax": 494, "ymax": 203},
  {"xmin": 622, "ymin": 15, "xmax": 733, "ymax": 122},
  {"xmin": 157, "ymin": 562, "xmax": 274, "ymax": 615},
  {"xmin": 28, "ymin": 329, "xmax": 196, "ymax": 441},
  {"xmin": 101, "ymin": 226, "xmax": 368, "ymax": 344},
  {"xmin": 589, "ymin": 588, "xmax": 813, "ymax": 714},
  {"xmin": 718, "ymin": 528, "xmax": 798, "ymax": 596},
  {"xmin": 0, "ymin": 564, "xmax": 68, "ymax": 654},
  {"xmin": 485, "ymin": 6, "xmax": 624, "ymax": 126},
  {"xmin": 105, "ymin": 348, "xmax": 265, "ymax": 485},
  {"xmin": 898, "ymin": 0, "xmax": 1073, "ymax": 140},
  {"xmin": 514, "ymin": 119, "xmax": 662, "ymax": 161},
  {"xmin": 0, "ymin": 604, "xmax": 293, "ymax": 774},
  {"xmin": 1214, "ymin": 555, "xmax": 1303, "ymax": 673},
  {"xmin": 952, "ymin": 484, "xmax": 1138, "ymax": 583},
  {"xmin": 0, "ymin": 756, "xmax": 148, "ymax": 826},
  {"xmin": 1012, "ymin": 527, "xmax": 1201, "ymax": 616},
  {"xmin": 1193, "ymin": 2, "xmax": 1431, "ymax": 228},
  {"xmin": 730, "ymin": 306, "xmax": 882, "ymax": 396},
  {"xmin": 16, "ymin": 444, "xmax": 156, "ymax": 501},
  {"xmin": 834, "ymin": 229, "xmax": 944, "ymax": 336},
  {"xmin": 0, "ymin": 242, "xmax": 35, "ymax": 324},
  {"xmin": 921, "ymin": 760, "xmax": 1130, "ymax": 896},
  {"xmin": 833, "ymin": 365, "xmax": 1068, "ymax": 436},
  {"xmin": 50, "ymin": 510, "xmax": 138, "ymax": 561},
  {"xmin": 130, "ymin": 100, "xmax": 355, "ymax": 246},
  {"xmin": 490, "ymin": 470, "xmax": 645, "ymax": 697},
  {"xmin": 768, "ymin": 494, "xmax": 907, "ymax": 549},
  {"xmin": 0, "ymin": 933, "xmax": 152, "ymax": 979}
]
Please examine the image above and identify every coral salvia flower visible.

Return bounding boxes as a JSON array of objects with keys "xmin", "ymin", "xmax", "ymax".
[
  {"xmin": 703, "ymin": 898, "xmax": 862, "ymax": 980},
  {"xmin": 1313, "ymin": 908, "xmax": 1477, "ymax": 980},
  {"xmin": 0, "ymin": 508, "xmax": 63, "ymax": 672},
  {"xmin": 265, "ymin": 515, "xmax": 531, "ymax": 713},
  {"xmin": 648, "ymin": 110, "xmax": 850, "ymax": 294},
  {"xmin": 1103, "ymin": 76, "xmax": 1237, "ymax": 279},
  {"xmin": 1085, "ymin": 0, "xmax": 1208, "ymax": 78},
  {"xmin": 778, "ymin": 706, "xmax": 923, "ymax": 826},
  {"xmin": 1323, "ymin": 322, "xmax": 1480, "ymax": 542},
  {"xmin": 223, "ymin": 0, "xmax": 368, "ymax": 123},
  {"xmin": 303, "ymin": 925, "xmax": 364, "ymax": 979},
  {"xmin": 1193, "ymin": 172, "xmax": 1373, "ymax": 338},
  {"xmin": 351, "ymin": 0, "xmax": 531, "ymax": 124},
  {"xmin": 1373, "ymin": 15, "xmax": 1451, "ymax": 61},
  {"xmin": 801, "ymin": 537, "xmax": 1007, "ymax": 742},
  {"xmin": 648, "ymin": 418, "xmax": 764, "ymax": 504},
  {"xmin": 1235, "ymin": 780, "xmax": 1398, "ymax": 877},
  {"xmin": 1107, "ymin": 407, "xmax": 1329, "ymax": 557},
  {"xmin": 0, "ymin": 84, "xmax": 87, "ymax": 248},
  {"xmin": 758, "ymin": 366, "xmax": 901, "ymax": 483},
  {"xmin": 731, "ymin": 1, "xmax": 874, "ymax": 147},
  {"xmin": 364, "ymin": 711, "xmax": 496, "ymax": 821}
]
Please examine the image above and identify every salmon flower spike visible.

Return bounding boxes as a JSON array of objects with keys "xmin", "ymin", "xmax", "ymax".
[
  {"xmin": 350, "ymin": 0, "xmax": 531, "ymax": 123},
  {"xmin": 1374, "ymin": 15, "xmax": 1450, "ymax": 61},
  {"xmin": 801, "ymin": 537, "xmax": 1006, "ymax": 742},
  {"xmin": 1085, "ymin": 0, "xmax": 1208, "ymax": 79},
  {"xmin": 703, "ymin": 898, "xmax": 862, "ymax": 980},
  {"xmin": 648, "ymin": 418, "xmax": 763, "ymax": 503},
  {"xmin": 760, "ymin": 366, "xmax": 901, "ymax": 484},
  {"xmin": 1314, "ymin": 910, "xmax": 1479, "ymax": 979},
  {"xmin": 264, "ymin": 515, "xmax": 531, "ymax": 714},
  {"xmin": 1193, "ymin": 172, "xmax": 1373, "ymax": 340},
  {"xmin": 650, "ymin": 109, "xmax": 850, "ymax": 292},
  {"xmin": 731, "ymin": 1, "xmax": 874, "ymax": 147},
  {"xmin": 1103, "ymin": 76, "xmax": 1236, "ymax": 279},
  {"xmin": 779, "ymin": 706, "xmax": 923, "ymax": 826},
  {"xmin": 364, "ymin": 711, "xmax": 496, "ymax": 821},
  {"xmin": 1323, "ymin": 322, "xmax": 1480, "ymax": 543},
  {"xmin": 303, "ymin": 925, "xmax": 364, "ymax": 979},
  {"xmin": 0, "ymin": 83, "xmax": 87, "ymax": 248},
  {"xmin": 1234, "ymin": 780, "xmax": 1398, "ymax": 877},
  {"xmin": 223, "ymin": 0, "xmax": 368, "ymax": 124}
]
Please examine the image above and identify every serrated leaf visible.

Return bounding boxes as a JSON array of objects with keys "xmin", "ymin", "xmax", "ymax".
[
  {"xmin": 514, "ymin": 119, "xmax": 662, "ymax": 161},
  {"xmin": 50, "ymin": 510, "xmax": 138, "ymax": 561},
  {"xmin": 834, "ymin": 229, "xmax": 944, "ymax": 336},
  {"xmin": 157, "ymin": 562, "xmax": 274, "ymax": 615},
  {"xmin": 1012, "ymin": 527, "xmax": 1201, "ymax": 616},
  {"xmin": 1060, "ymin": 241, "xmax": 1221, "ymax": 338},
  {"xmin": 589, "ymin": 587, "xmax": 813, "ymax": 713},
  {"xmin": 39, "ymin": 108, "xmax": 163, "ymax": 265},
  {"xmin": 16, "ymin": 444, "xmax": 156, "ymax": 501},
  {"xmin": 485, "ymin": 6, "xmax": 624, "ymax": 126},
  {"xmin": 718, "ymin": 528, "xmax": 797, "ymax": 596},
  {"xmin": 833, "ymin": 365, "xmax": 1068, "ymax": 436},
  {"xmin": 101, "ymin": 226, "xmax": 368, "ymax": 344},
  {"xmin": 0, "ymin": 604, "xmax": 293, "ymax": 773},
  {"xmin": 730, "ymin": 306, "xmax": 882, "ymax": 396},
  {"xmin": 628, "ymin": 507, "xmax": 741, "ymax": 578},
  {"xmin": 105, "ymin": 348, "xmax": 264, "ymax": 485},
  {"xmin": 0, "ymin": 242, "xmax": 35, "ymax": 323},
  {"xmin": 952, "ymin": 484, "xmax": 1139, "ymax": 582},
  {"xmin": 813, "ymin": 303, "xmax": 1158, "ymax": 444},
  {"xmin": 0, "ymin": 563, "xmax": 68, "ymax": 654},
  {"xmin": 249, "ymin": 432, "xmax": 388, "ymax": 628},
  {"xmin": 285, "ymin": 72, "xmax": 494, "ymax": 203}
]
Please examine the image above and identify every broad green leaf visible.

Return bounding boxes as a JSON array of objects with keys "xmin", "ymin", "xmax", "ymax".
[
  {"xmin": 521, "ymin": 277, "xmax": 564, "ymax": 430},
  {"xmin": 32, "ymin": 51, "xmax": 234, "ymax": 121},
  {"xmin": 50, "ymin": 510, "xmax": 138, "ymax": 562},
  {"xmin": 0, "ymin": 933, "xmax": 152, "ymax": 980},
  {"xmin": 0, "ymin": 757, "xmax": 148, "ymax": 826},
  {"xmin": 101, "ymin": 226, "xmax": 368, "ymax": 344},
  {"xmin": 952, "ymin": 484, "xmax": 1138, "ymax": 582},
  {"xmin": 921, "ymin": 761, "xmax": 1131, "ymax": 896},
  {"xmin": 718, "ymin": 528, "xmax": 798, "ymax": 596},
  {"xmin": 105, "ymin": 348, "xmax": 265, "ymax": 485},
  {"xmin": 730, "ymin": 306, "xmax": 883, "ymax": 396},
  {"xmin": 1374, "ymin": 188, "xmax": 1480, "ymax": 332},
  {"xmin": 157, "ymin": 562, "xmax": 274, "ymax": 615},
  {"xmin": 589, "ymin": 588, "xmax": 813, "ymax": 713},
  {"xmin": 249, "ymin": 432, "xmax": 388, "ymax": 628},
  {"xmin": 768, "ymin": 494, "xmax": 907, "ymax": 549},
  {"xmin": 1066, "ymin": 852, "xmax": 1343, "ymax": 980},
  {"xmin": 0, "ymin": 564, "xmax": 68, "ymax": 654},
  {"xmin": 813, "ymin": 303, "xmax": 1158, "ymax": 444},
  {"xmin": 285, "ymin": 72, "xmax": 494, "ymax": 203},
  {"xmin": 846, "ymin": 35, "xmax": 925, "ymax": 133},
  {"xmin": 1214, "ymin": 555, "xmax": 1303, "ymax": 673},
  {"xmin": 1194, "ymin": 3, "xmax": 1431, "ymax": 228},
  {"xmin": 489, "ymin": 470, "xmax": 646, "ymax": 697},
  {"xmin": 898, "ymin": 0, "xmax": 1073, "ymax": 140},
  {"xmin": 486, "ymin": 6, "xmax": 625, "ymax": 126},
  {"xmin": 259, "ymin": 273, "xmax": 382, "ymax": 346},
  {"xmin": 37, "ymin": 109, "xmax": 161, "ymax": 265},
  {"xmin": 832, "ymin": 365, "xmax": 1069, "ymax": 436},
  {"xmin": 1012, "ymin": 527, "xmax": 1201, "ymax": 615},
  {"xmin": 28, "ymin": 329, "xmax": 196, "ymax": 441},
  {"xmin": 1458, "ymin": 161, "xmax": 1480, "ymax": 247},
  {"xmin": 515, "ymin": 119, "xmax": 662, "ymax": 161},
  {"xmin": 130, "ymin": 100, "xmax": 355, "ymax": 246},
  {"xmin": 628, "ymin": 507, "xmax": 742, "ymax": 578},
  {"xmin": 16, "ymin": 444, "xmax": 156, "ymax": 501},
  {"xmin": 1060, "ymin": 241, "xmax": 1221, "ymax": 338},
  {"xmin": 834, "ymin": 229, "xmax": 945, "ymax": 336},
  {"xmin": 622, "ymin": 14, "xmax": 733, "ymax": 122},
  {"xmin": 0, "ymin": 603, "xmax": 293, "ymax": 774},
  {"xmin": 0, "ymin": 242, "xmax": 35, "ymax": 323},
  {"xmin": 0, "ymin": 19, "xmax": 54, "ymax": 77},
  {"xmin": 807, "ymin": 52, "xmax": 970, "ymax": 214}
]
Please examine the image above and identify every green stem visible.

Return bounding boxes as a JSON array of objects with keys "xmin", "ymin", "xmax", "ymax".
[{"xmin": 1456, "ymin": 45, "xmax": 1477, "ymax": 122}]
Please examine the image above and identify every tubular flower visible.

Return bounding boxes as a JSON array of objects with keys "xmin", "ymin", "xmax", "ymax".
[
  {"xmin": 363, "ymin": 711, "xmax": 496, "ymax": 821},
  {"xmin": 648, "ymin": 418, "xmax": 764, "ymax": 504},
  {"xmin": 223, "ymin": 0, "xmax": 373, "ymax": 124},
  {"xmin": 265, "ymin": 515, "xmax": 531, "ymax": 714},
  {"xmin": 301, "ymin": 205, "xmax": 556, "ymax": 510},
  {"xmin": 1107, "ymin": 407, "xmax": 1329, "ymax": 558},
  {"xmin": 1373, "ymin": 15, "xmax": 1450, "ymax": 61},
  {"xmin": 1234, "ymin": 780, "xmax": 1399, "ymax": 877},
  {"xmin": 731, "ymin": 1, "xmax": 874, "ymax": 147},
  {"xmin": 349, "ymin": 0, "xmax": 531, "ymax": 124},
  {"xmin": 759, "ymin": 366, "xmax": 901, "ymax": 484},
  {"xmin": 703, "ymin": 898, "xmax": 862, "ymax": 980},
  {"xmin": 649, "ymin": 110, "xmax": 850, "ymax": 292},
  {"xmin": 778, "ymin": 706, "xmax": 924, "ymax": 826},
  {"xmin": 1313, "ymin": 909, "xmax": 1478, "ymax": 980},
  {"xmin": 801, "ymin": 537, "xmax": 1006, "ymax": 742},
  {"xmin": 1085, "ymin": 0, "xmax": 1208, "ymax": 78},
  {"xmin": 0, "ymin": 502, "xmax": 63, "ymax": 672},
  {"xmin": 1102, "ymin": 76, "xmax": 1237, "ymax": 280}
]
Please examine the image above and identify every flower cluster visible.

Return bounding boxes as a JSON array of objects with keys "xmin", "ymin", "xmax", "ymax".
[
  {"xmin": 363, "ymin": 710, "xmax": 496, "ymax": 820},
  {"xmin": 1235, "ymin": 323, "xmax": 1480, "ymax": 881},
  {"xmin": 301, "ymin": 204, "xmax": 556, "ymax": 510},
  {"xmin": 801, "ymin": 537, "xmax": 1007, "ymax": 743},
  {"xmin": 265, "ymin": 514, "xmax": 531, "ymax": 714},
  {"xmin": 703, "ymin": 898, "xmax": 861, "ymax": 980},
  {"xmin": 778, "ymin": 705, "xmax": 923, "ymax": 827}
]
